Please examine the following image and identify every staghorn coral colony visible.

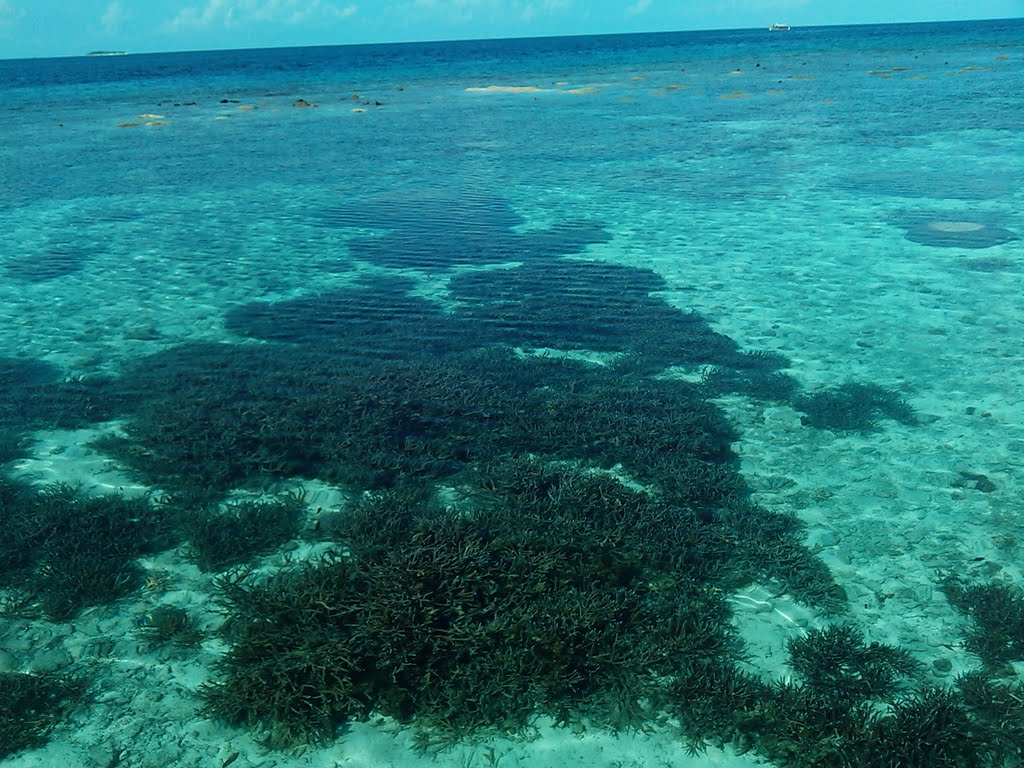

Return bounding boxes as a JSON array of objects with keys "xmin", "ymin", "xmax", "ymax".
[{"xmin": 0, "ymin": 206, "xmax": 1021, "ymax": 766}]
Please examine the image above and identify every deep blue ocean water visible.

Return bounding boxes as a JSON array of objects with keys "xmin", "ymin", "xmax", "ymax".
[{"xmin": 1, "ymin": 18, "xmax": 1023, "ymax": 768}]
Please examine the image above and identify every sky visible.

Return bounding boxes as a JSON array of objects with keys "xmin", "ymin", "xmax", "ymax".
[{"xmin": 0, "ymin": 0, "xmax": 1021, "ymax": 59}]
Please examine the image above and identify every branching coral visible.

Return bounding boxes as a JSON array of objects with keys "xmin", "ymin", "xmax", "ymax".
[
  {"xmin": 202, "ymin": 459, "xmax": 842, "ymax": 746},
  {"xmin": 0, "ymin": 672, "xmax": 87, "ymax": 759},
  {"xmin": 793, "ymin": 381, "xmax": 916, "ymax": 432},
  {"xmin": 942, "ymin": 576, "xmax": 1024, "ymax": 671},
  {"xmin": 0, "ymin": 479, "xmax": 175, "ymax": 620},
  {"xmin": 181, "ymin": 492, "xmax": 306, "ymax": 571}
]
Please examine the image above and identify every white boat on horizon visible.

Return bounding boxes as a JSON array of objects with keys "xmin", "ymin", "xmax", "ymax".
[{"xmin": 769, "ymin": 23, "xmax": 791, "ymax": 31}]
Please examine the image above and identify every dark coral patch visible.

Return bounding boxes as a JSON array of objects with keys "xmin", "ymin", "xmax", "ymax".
[
  {"xmin": 348, "ymin": 218, "xmax": 611, "ymax": 269},
  {"xmin": 224, "ymin": 263, "xmax": 768, "ymax": 377},
  {"xmin": 224, "ymin": 274, "xmax": 469, "ymax": 357},
  {"xmin": 135, "ymin": 605, "xmax": 203, "ymax": 649},
  {"xmin": 794, "ymin": 382, "xmax": 916, "ymax": 432},
  {"xmin": 96, "ymin": 342, "xmax": 741, "ymax": 494},
  {"xmin": 0, "ymin": 356, "xmax": 61, "ymax": 407},
  {"xmin": 942, "ymin": 576, "xmax": 1024, "ymax": 671},
  {"xmin": 449, "ymin": 261, "xmax": 741, "ymax": 368},
  {"xmin": 0, "ymin": 356, "xmax": 122, "ymax": 435},
  {"xmin": 181, "ymin": 492, "xmax": 307, "ymax": 571},
  {"xmin": 787, "ymin": 624, "xmax": 918, "ymax": 703},
  {"xmin": 960, "ymin": 256, "xmax": 1017, "ymax": 272},
  {"xmin": 4, "ymin": 246, "xmax": 90, "ymax": 282},
  {"xmin": 319, "ymin": 189, "xmax": 524, "ymax": 234},
  {"xmin": 667, "ymin": 623, "xmax": 1019, "ymax": 767},
  {"xmin": 840, "ymin": 170, "xmax": 1015, "ymax": 201},
  {"xmin": 319, "ymin": 189, "xmax": 610, "ymax": 268}
]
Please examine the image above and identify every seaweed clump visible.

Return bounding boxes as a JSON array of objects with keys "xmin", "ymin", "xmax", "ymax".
[
  {"xmin": 793, "ymin": 382, "xmax": 916, "ymax": 432},
  {"xmin": 0, "ymin": 671, "xmax": 87, "ymax": 760}
]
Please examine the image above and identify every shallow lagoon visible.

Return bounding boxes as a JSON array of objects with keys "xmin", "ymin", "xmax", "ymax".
[{"xmin": 1, "ymin": 19, "xmax": 1023, "ymax": 768}]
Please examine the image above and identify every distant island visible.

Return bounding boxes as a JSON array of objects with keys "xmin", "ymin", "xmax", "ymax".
[{"xmin": 87, "ymin": 50, "xmax": 127, "ymax": 56}]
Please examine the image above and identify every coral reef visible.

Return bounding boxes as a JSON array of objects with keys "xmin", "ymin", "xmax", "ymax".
[
  {"xmin": 0, "ymin": 356, "xmax": 61, "ymax": 437},
  {"xmin": 318, "ymin": 189, "xmax": 524, "ymax": 235},
  {"xmin": 202, "ymin": 459, "xmax": 837, "ymax": 746},
  {"xmin": 855, "ymin": 687, "xmax": 979, "ymax": 767},
  {"xmin": 0, "ymin": 234, "xmax": 942, "ymax": 759},
  {"xmin": 448, "ymin": 261, "xmax": 742, "ymax": 370},
  {"xmin": 224, "ymin": 274, "xmax": 470, "ymax": 358},
  {"xmin": 667, "ymin": 622, "xmax": 1022, "ymax": 768},
  {"xmin": 700, "ymin": 349, "xmax": 799, "ymax": 402},
  {"xmin": 0, "ymin": 355, "xmax": 120, "ymax": 437},
  {"xmin": 96, "ymin": 341, "xmax": 744, "ymax": 494},
  {"xmin": 956, "ymin": 672, "xmax": 1024, "ymax": 765}
]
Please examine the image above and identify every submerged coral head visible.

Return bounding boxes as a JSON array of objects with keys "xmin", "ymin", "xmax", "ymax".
[{"xmin": 905, "ymin": 218, "xmax": 1017, "ymax": 248}]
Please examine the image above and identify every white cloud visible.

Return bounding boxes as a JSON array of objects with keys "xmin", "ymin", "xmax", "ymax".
[
  {"xmin": 625, "ymin": 0, "xmax": 650, "ymax": 16},
  {"xmin": 164, "ymin": 0, "xmax": 356, "ymax": 32},
  {"xmin": 396, "ymin": 0, "xmax": 570, "ymax": 25},
  {"xmin": 748, "ymin": 0, "xmax": 810, "ymax": 8},
  {"xmin": 164, "ymin": 0, "xmax": 227, "ymax": 31},
  {"xmin": 0, "ymin": 0, "xmax": 25, "ymax": 26},
  {"xmin": 101, "ymin": 1, "xmax": 129, "ymax": 33},
  {"xmin": 521, "ymin": 0, "xmax": 569, "ymax": 19}
]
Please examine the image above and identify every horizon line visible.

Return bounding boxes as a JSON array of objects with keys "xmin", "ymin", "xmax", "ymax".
[{"xmin": 2, "ymin": 14, "xmax": 1020, "ymax": 64}]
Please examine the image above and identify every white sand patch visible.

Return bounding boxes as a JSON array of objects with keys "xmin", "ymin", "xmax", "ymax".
[
  {"xmin": 927, "ymin": 220, "xmax": 985, "ymax": 232},
  {"xmin": 10, "ymin": 425, "xmax": 149, "ymax": 495}
]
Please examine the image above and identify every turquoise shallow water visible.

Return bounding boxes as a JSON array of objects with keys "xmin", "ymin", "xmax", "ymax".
[
  {"xmin": 1, "ymin": 19, "xmax": 1023, "ymax": 768},
  {"xmin": 1, "ymin": 21, "xmax": 1021, "ymax": 372}
]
